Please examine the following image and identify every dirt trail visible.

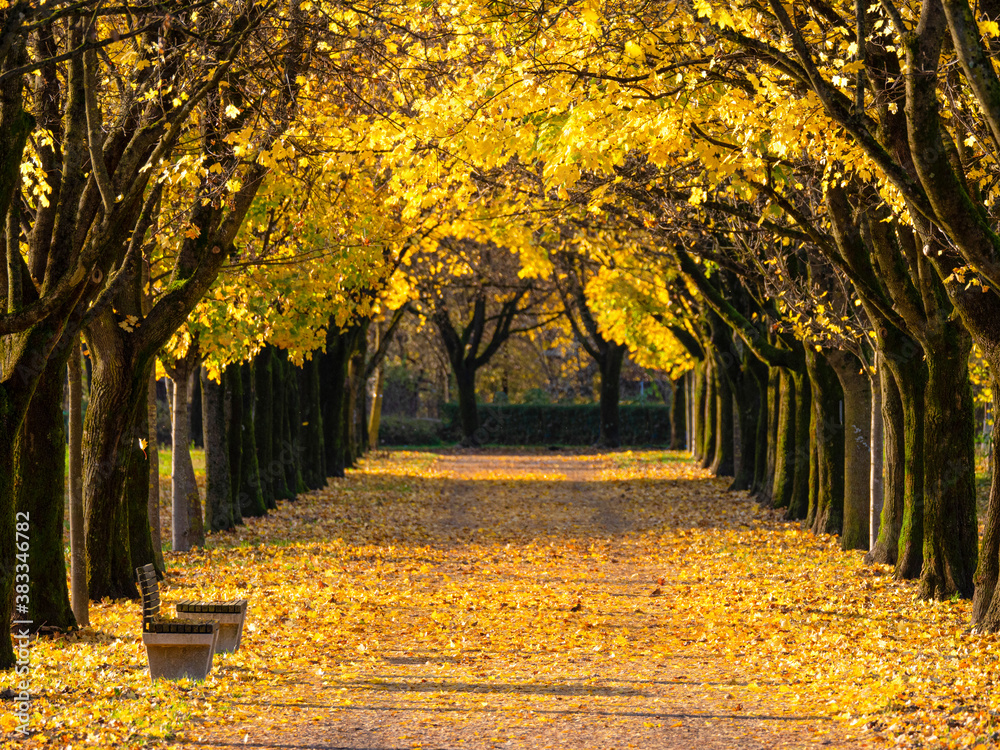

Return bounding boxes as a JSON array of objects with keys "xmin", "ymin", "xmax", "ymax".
[{"xmin": 187, "ymin": 450, "xmax": 866, "ymax": 750}]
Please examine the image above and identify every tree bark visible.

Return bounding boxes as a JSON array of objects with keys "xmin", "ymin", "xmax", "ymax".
[
  {"xmin": 321, "ymin": 330, "xmax": 350, "ymax": 476},
  {"xmin": 169, "ymin": 368, "xmax": 191, "ymax": 551},
  {"xmin": 300, "ymin": 356, "xmax": 326, "ymax": 489},
  {"xmin": 829, "ymin": 352, "xmax": 872, "ymax": 551},
  {"xmin": 127, "ymin": 386, "xmax": 158, "ymax": 571},
  {"xmin": 15, "ymin": 353, "xmax": 75, "ymax": 630},
  {"xmin": 456, "ymin": 366, "xmax": 479, "ymax": 445},
  {"xmin": 83, "ymin": 350, "xmax": 154, "ymax": 601},
  {"xmin": 225, "ymin": 363, "xmax": 245, "ymax": 525},
  {"xmin": 202, "ymin": 367, "xmax": 233, "ymax": 532},
  {"xmin": 805, "ymin": 351, "xmax": 844, "ymax": 534},
  {"xmin": 692, "ymin": 361, "xmax": 706, "ymax": 461},
  {"xmin": 700, "ymin": 361, "xmax": 717, "ymax": 468},
  {"xmin": 974, "ymin": 379, "xmax": 1000, "ymax": 629},
  {"xmin": 147, "ymin": 371, "xmax": 163, "ymax": 570},
  {"xmin": 757, "ymin": 367, "xmax": 781, "ymax": 503},
  {"xmin": 730, "ymin": 351, "xmax": 763, "ymax": 491},
  {"xmin": 281, "ymin": 351, "xmax": 306, "ymax": 495},
  {"xmin": 254, "ymin": 349, "xmax": 276, "ymax": 509},
  {"xmin": 785, "ymin": 370, "xmax": 812, "ymax": 521},
  {"xmin": 369, "ymin": 362, "xmax": 385, "ymax": 450},
  {"xmin": 69, "ymin": 340, "xmax": 88, "ymax": 626},
  {"xmin": 670, "ymin": 375, "xmax": 687, "ymax": 450},
  {"xmin": 598, "ymin": 343, "xmax": 626, "ymax": 448},
  {"xmin": 919, "ymin": 328, "xmax": 977, "ymax": 599},
  {"xmin": 710, "ymin": 355, "xmax": 735, "ymax": 477},
  {"xmin": 866, "ymin": 364, "xmax": 905, "ymax": 565},
  {"xmin": 238, "ymin": 361, "xmax": 267, "ymax": 516},
  {"xmin": 269, "ymin": 348, "xmax": 292, "ymax": 501},
  {"xmin": 771, "ymin": 370, "xmax": 796, "ymax": 510},
  {"xmin": 870, "ymin": 365, "xmax": 884, "ymax": 551}
]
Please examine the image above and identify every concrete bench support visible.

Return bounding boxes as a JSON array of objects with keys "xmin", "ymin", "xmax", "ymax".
[{"xmin": 142, "ymin": 628, "xmax": 218, "ymax": 681}]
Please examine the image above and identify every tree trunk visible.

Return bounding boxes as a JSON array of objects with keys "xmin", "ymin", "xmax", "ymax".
[
  {"xmin": 670, "ymin": 375, "xmax": 686, "ymax": 450},
  {"xmin": 83, "ymin": 348, "xmax": 150, "ymax": 601},
  {"xmin": 254, "ymin": 349, "xmax": 276, "ymax": 509},
  {"xmin": 69, "ymin": 341, "xmax": 88, "ymax": 626},
  {"xmin": 692, "ymin": 361, "xmax": 706, "ymax": 461},
  {"xmin": 369, "ymin": 363, "xmax": 385, "ymax": 450},
  {"xmin": 456, "ymin": 366, "xmax": 479, "ymax": 445},
  {"xmin": 919, "ymin": 329, "xmax": 977, "ymax": 599},
  {"xmin": 730, "ymin": 352, "xmax": 763, "ymax": 492},
  {"xmin": 127, "ymin": 388, "xmax": 158, "ymax": 571},
  {"xmin": 686, "ymin": 369, "xmax": 695, "ymax": 452},
  {"xmin": 869, "ymin": 364, "xmax": 884, "ymax": 551},
  {"xmin": 350, "ymin": 323, "xmax": 369, "ymax": 459},
  {"xmin": 147, "ymin": 370, "xmax": 163, "ymax": 570},
  {"xmin": 169, "ymin": 368, "xmax": 197, "ymax": 552},
  {"xmin": 15, "ymin": 354, "xmax": 75, "ymax": 630},
  {"xmin": 974, "ymin": 379, "xmax": 1000, "ymax": 629},
  {"xmin": 201, "ymin": 368, "xmax": 233, "ymax": 532},
  {"xmin": 700, "ymin": 361, "xmax": 717, "ymax": 468},
  {"xmin": 892, "ymin": 359, "xmax": 927, "ymax": 580},
  {"xmin": 269, "ymin": 348, "xmax": 292, "ymax": 501},
  {"xmin": 771, "ymin": 370, "xmax": 796, "ymax": 510},
  {"xmin": 710, "ymin": 356, "xmax": 735, "ymax": 477},
  {"xmin": 829, "ymin": 352, "xmax": 872, "ymax": 551},
  {"xmin": 282, "ymin": 351, "xmax": 306, "ymax": 495},
  {"xmin": 321, "ymin": 331, "xmax": 350, "ymax": 478},
  {"xmin": 225, "ymin": 363, "xmax": 245, "ymax": 525},
  {"xmin": 238, "ymin": 361, "xmax": 267, "ymax": 516},
  {"xmin": 758, "ymin": 367, "xmax": 781, "ymax": 504},
  {"xmin": 189, "ymin": 370, "xmax": 203, "ymax": 448},
  {"xmin": 785, "ymin": 370, "xmax": 812, "ymax": 521},
  {"xmin": 598, "ymin": 344, "xmax": 625, "ymax": 448},
  {"xmin": 805, "ymin": 351, "xmax": 844, "ymax": 533},
  {"xmin": 300, "ymin": 356, "xmax": 326, "ymax": 489},
  {"xmin": 866, "ymin": 364, "xmax": 905, "ymax": 565}
]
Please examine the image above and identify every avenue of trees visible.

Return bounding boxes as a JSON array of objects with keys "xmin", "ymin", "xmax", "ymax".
[{"xmin": 6, "ymin": 0, "xmax": 1000, "ymax": 668}]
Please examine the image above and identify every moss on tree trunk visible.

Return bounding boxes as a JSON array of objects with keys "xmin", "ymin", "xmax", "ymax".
[
  {"xmin": 700, "ymin": 362, "xmax": 717, "ymax": 469},
  {"xmin": 805, "ymin": 350, "xmax": 844, "ymax": 534},
  {"xmin": 14, "ymin": 355, "xmax": 75, "ymax": 630},
  {"xmin": 866, "ymin": 364, "xmax": 905, "ymax": 565},
  {"xmin": 710, "ymin": 366, "xmax": 734, "ymax": 478},
  {"xmin": 691, "ymin": 361, "xmax": 706, "ymax": 462},
  {"xmin": 919, "ymin": 328, "xmax": 977, "ymax": 600},
  {"xmin": 829, "ymin": 352, "xmax": 872, "ymax": 551},
  {"xmin": 771, "ymin": 370, "xmax": 796, "ymax": 510}
]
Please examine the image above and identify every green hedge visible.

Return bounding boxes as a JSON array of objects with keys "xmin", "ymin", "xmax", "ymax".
[
  {"xmin": 378, "ymin": 416, "xmax": 444, "ymax": 446},
  {"xmin": 440, "ymin": 403, "xmax": 671, "ymax": 445}
]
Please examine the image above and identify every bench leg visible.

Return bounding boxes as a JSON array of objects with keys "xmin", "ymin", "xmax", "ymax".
[{"xmin": 143, "ymin": 637, "xmax": 216, "ymax": 681}]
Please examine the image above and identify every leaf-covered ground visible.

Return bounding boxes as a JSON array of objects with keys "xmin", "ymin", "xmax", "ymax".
[{"xmin": 5, "ymin": 450, "xmax": 1000, "ymax": 748}]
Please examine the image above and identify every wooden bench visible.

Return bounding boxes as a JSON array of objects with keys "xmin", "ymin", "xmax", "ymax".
[
  {"xmin": 176, "ymin": 598, "xmax": 248, "ymax": 653},
  {"xmin": 137, "ymin": 564, "xmax": 218, "ymax": 681}
]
